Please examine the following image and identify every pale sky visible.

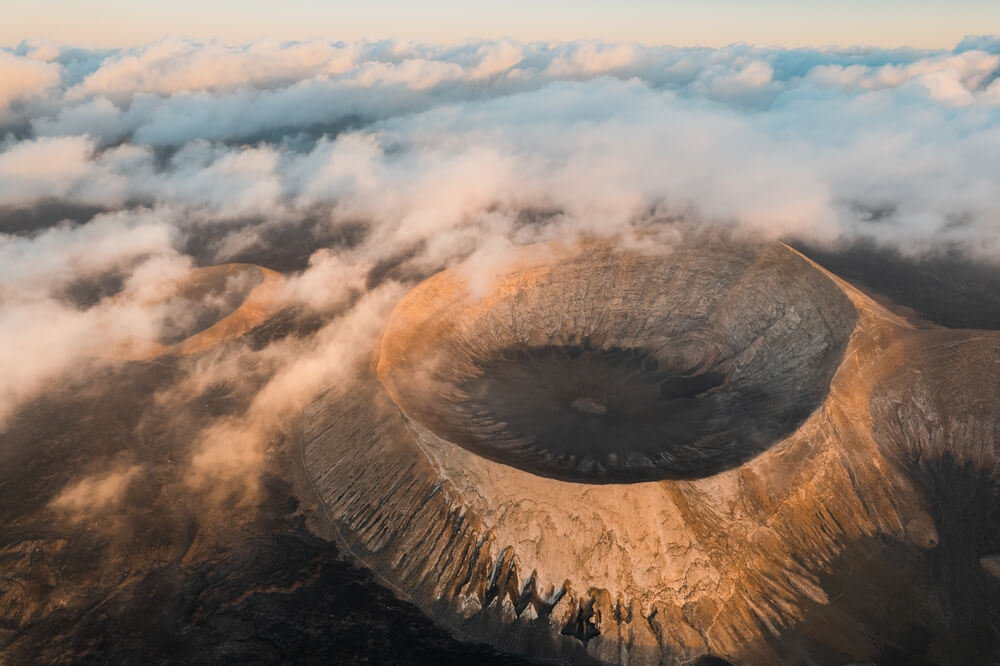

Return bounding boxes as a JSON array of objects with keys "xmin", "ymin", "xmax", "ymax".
[{"xmin": 3, "ymin": 0, "xmax": 999, "ymax": 49}]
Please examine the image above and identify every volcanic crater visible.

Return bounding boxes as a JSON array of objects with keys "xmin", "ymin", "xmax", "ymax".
[
  {"xmin": 376, "ymin": 239, "xmax": 857, "ymax": 482},
  {"xmin": 300, "ymin": 234, "xmax": 1000, "ymax": 666}
]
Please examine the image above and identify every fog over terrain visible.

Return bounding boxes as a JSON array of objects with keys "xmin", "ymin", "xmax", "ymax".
[{"xmin": 1, "ymin": 39, "xmax": 999, "ymax": 662}]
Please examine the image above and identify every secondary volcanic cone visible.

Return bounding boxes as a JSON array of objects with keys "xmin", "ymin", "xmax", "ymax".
[
  {"xmin": 108, "ymin": 263, "xmax": 284, "ymax": 361},
  {"xmin": 300, "ymin": 235, "xmax": 1000, "ymax": 665}
]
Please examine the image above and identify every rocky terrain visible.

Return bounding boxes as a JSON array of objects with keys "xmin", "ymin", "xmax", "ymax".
[
  {"xmin": 0, "ymin": 270, "xmax": 529, "ymax": 666},
  {"xmin": 3, "ymin": 34, "xmax": 1000, "ymax": 666},
  {"xmin": 2, "ymin": 234, "xmax": 999, "ymax": 665},
  {"xmin": 303, "ymin": 236, "xmax": 1000, "ymax": 665}
]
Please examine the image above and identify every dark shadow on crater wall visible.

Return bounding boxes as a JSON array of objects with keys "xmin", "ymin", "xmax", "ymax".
[{"xmin": 759, "ymin": 455, "xmax": 1000, "ymax": 666}]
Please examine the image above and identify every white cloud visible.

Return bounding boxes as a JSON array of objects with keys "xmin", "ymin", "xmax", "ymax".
[
  {"xmin": 67, "ymin": 38, "xmax": 360, "ymax": 100},
  {"xmin": 0, "ymin": 50, "xmax": 60, "ymax": 117},
  {"xmin": 51, "ymin": 464, "xmax": 143, "ymax": 516},
  {"xmin": 3, "ymin": 35, "xmax": 1000, "ymax": 479}
]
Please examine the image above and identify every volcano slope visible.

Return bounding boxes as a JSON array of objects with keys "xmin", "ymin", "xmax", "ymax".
[
  {"xmin": 109, "ymin": 262, "xmax": 285, "ymax": 361},
  {"xmin": 0, "ymin": 257, "xmax": 528, "ymax": 666},
  {"xmin": 300, "ymin": 236, "xmax": 1000, "ymax": 665}
]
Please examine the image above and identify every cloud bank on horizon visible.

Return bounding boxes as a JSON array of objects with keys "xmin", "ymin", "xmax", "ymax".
[
  {"xmin": 1, "ymin": 36, "xmax": 1000, "ymax": 499},
  {"xmin": 3, "ymin": 37, "xmax": 999, "ymax": 246}
]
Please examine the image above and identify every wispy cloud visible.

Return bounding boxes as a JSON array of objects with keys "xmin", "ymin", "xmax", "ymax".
[{"xmin": 2, "ymin": 36, "xmax": 998, "ymax": 505}]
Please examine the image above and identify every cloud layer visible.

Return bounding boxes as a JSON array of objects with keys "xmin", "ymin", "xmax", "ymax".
[{"xmin": 2, "ymin": 35, "xmax": 999, "ymax": 502}]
